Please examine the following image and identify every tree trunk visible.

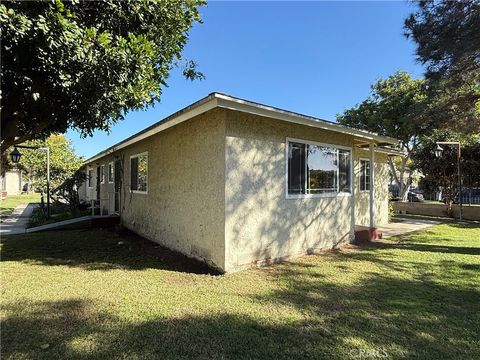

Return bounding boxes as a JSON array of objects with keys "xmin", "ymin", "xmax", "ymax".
[{"xmin": 388, "ymin": 149, "xmax": 415, "ymax": 202}]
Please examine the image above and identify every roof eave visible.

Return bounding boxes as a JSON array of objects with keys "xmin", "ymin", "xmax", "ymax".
[
  {"xmin": 83, "ymin": 92, "xmax": 400, "ymax": 165},
  {"xmin": 214, "ymin": 94, "xmax": 399, "ymax": 145}
]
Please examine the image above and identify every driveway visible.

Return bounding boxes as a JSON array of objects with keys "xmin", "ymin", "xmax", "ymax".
[{"xmin": 0, "ymin": 204, "xmax": 37, "ymax": 235}]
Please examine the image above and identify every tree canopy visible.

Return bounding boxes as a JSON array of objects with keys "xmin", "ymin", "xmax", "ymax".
[
  {"xmin": 405, "ymin": 0, "xmax": 480, "ymax": 133},
  {"xmin": 337, "ymin": 71, "xmax": 432, "ymax": 199},
  {"xmin": 414, "ymin": 130, "xmax": 480, "ymax": 208},
  {"xmin": 0, "ymin": 0, "xmax": 205, "ymax": 153},
  {"xmin": 9, "ymin": 134, "xmax": 84, "ymax": 193}
]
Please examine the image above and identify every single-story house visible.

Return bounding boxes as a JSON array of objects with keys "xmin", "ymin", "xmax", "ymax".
[{"xmin": 79, "ymin": 93, "xmax": 399, "ymax": 272}]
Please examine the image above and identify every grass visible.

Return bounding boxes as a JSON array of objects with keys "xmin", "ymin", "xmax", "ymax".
[
  {"xmin": 0, "ymin": 193, "xmax": 40, "ymax": 216},
  {"xmin": 1, "ymin": 223, "xmax": 479, "ymax": 359}
]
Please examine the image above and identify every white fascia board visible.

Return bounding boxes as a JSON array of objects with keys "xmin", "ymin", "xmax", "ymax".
[
  {"xmin": 374, "ymin": 147, "xmax": 407, "ymax": 157},
  {"xmin": 84, "ymin": 97, "xmax": 218, "ymax": 164},
  {"xmin": 214, "ymin": 94, "xmax": 399, "ymax": 146}
]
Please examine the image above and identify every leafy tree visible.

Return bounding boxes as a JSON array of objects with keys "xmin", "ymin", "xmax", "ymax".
[
  {"xmin": 460, "ymin": 137, "xmax": 480, "ymax": 191},
  {"xmin": 8, "ymin": 134, "xmax": 84, "ymax": 195},
  {"xmin": 405, "ymin": 0, "xmax": 480, "ymax": 133},
  {"xmin": 414, "ymin": 130, "xmax": 480, "ymax": 212},
  {"xmin": 337, "ymin": 71, "xmax": 432, "ymax": 200},
  {"xmin": 0, "ymin": 0, "xmax": 205, "ymax": 153},
  {"xmin": 56, "ymin": 169, "xmax": 87, "ymax": 211}
]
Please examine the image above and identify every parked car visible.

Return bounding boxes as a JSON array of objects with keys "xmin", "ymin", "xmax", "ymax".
[{"xmin": 407, "ymin": 190, "xmax": 424, "ymax": 202}]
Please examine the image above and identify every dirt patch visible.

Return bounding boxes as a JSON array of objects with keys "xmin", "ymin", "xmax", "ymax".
[{"xmin": 116, "ymin": 227, "xmax": 222, "ymax": 276}]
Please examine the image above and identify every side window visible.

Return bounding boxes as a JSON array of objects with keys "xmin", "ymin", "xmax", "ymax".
[
  {"xmin": 287, "ymin": 140, "xmax": 351, "ymax": 197},
  {"xmin": 130, "ymin": 153, "xmax": 148, "ymax": 193},
  {"xmin": 100, "ymin": 165, "xmax": 105, "ymax": 184},
  {"xmin": 359, "ymin": 159, "xmax": 371, "ymax": 191},
  {"xmin": 87, "ymin": 169, "xmax": 93, "ymax": 187},
  {"xmin": 108, "ymin": 162, "xmax": 114, "ymax": 183}
]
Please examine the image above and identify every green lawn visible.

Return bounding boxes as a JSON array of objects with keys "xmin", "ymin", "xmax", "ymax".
[
  {"xmin": 0, "ymin": 193, "xmax": 41, "ymax": 215},
  {"xmin": 1, "ymin": 223, "xmax": 479, "ymax": 359}
]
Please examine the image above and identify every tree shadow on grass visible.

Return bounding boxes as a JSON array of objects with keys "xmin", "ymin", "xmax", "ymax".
[
  {"xmin": 2, "ymin": 266, "xmax": 479, "ymax": 360},
  {"xmin": 250, "ymin": 259, "xmax": 480, "ymax": 360},
  {"xmin": 2, "ymin": 298, "xmax": 339, "ymax": 360},
  {"xmin": 0, "ymin": 228, "xmax": 219, "ymax": 274}
]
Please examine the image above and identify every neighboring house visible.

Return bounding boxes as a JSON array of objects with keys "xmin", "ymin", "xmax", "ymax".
[
  {"xmin": 1, "ymin": 169, "xmax": 23, "ymax": 197},
  {"xmin": 79, "ymin": 93, "xmax": 399, "ymax": 272}
]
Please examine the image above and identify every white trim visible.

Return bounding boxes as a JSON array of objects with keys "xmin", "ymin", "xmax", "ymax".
[
  {"xmin": 369, "ymin": 142, "xmax": 375, "ymax": 228},
  {"xmin": 108, "ymin": 162, "xmax": 114, "ymax": 184},
  {"xmin": 129, "ymin": 152, "xmax": 148, "ymax": 194},
  {"xmin": 84, "ymin": 93, "xmax": 399, "ymax": 165},
  {"xmin": 130, "ymin": 190, "xmax": 148, "ymax": 195},
  {"xmin": 285, "ymin": 137, "xmax": 353, "ymax": 200},
  {"xmin": 350, "ymin": 145, "xmax": 355, "ymax": 242},
  {"xmin": 374, "ymin": 147, "xmax": 406, "ymax": 157},
  {"xmin": 287, "ymin": 137, "xmax": 353, "ymax": 151},
  {"xmin": 358, "ymin": 157, "xmax": 371, "ymax": 193}
]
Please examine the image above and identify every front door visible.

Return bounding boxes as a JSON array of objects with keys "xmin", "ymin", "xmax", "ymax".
[{"xmin": 114, "ymin": 159, "xmax": 121, "ymax": 213}]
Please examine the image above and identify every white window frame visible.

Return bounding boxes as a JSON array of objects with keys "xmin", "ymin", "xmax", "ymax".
[
  {"xmin": 129, "ymin": 151, "xmax": 148, "ymax": 194},
  {"xmin": 100, "ymin": 165, "xmax": 105, "ymax": 184},
  {"xmin": 285, "ymin": 137, "xmax": 353, "ymax": 199},
  {"xmin": 108, "ymin": 162, "xmax": 114, "ymax": 184},
  {"xmin": 87, "ymin": 169, "xmax": 94, "ymax": 188},
  {"xmin": 359, "ymin": 158, "xmax": 371, "ymax": 192}
]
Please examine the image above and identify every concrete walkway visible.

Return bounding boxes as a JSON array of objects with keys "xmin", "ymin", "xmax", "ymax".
[
  {"xmin": 378, "ymin": 217, "xmax": 440, "ymax": 238},
  {"xmin": 0, "ymin": 203, "xmax": 37, "ymax": 236}
]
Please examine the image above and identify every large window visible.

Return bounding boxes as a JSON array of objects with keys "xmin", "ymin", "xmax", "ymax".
[
  {"xmin": 359, "ymin": 159, "xmax": 371, "ymax": 191},
  {"xmin": 130, "ymin": 152, "xmax": 148, "ymax": 193},
  {"xmin": 108, "ymin": 162, "xmax": 114, "ymax": 183},
  {"xmin": 87, "ymin": 169, "xmax": 93, "ymax": 188},
  {"xmin": 287, "ymin": 139, "xmax": 351, "ymax": 197},
  {"xmin": 100, "ymin": 165, "xmax": 105, "ymax": 184}
]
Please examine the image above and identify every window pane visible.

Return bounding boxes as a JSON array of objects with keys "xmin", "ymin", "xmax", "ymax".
[
  {"xmin": 108, "ymin": 164, "xmax": 114, "ymax": 182},
  {"xmin": 130, "ymin": 157, "xmax": 138, "ymax": 191},
  {"xmin": 365, "ymin": 160, "xmax": 370, "ymax": 191},
  {"xmin": 137, "ymin": 154, "xmax": 148, "ymax": 192},
  {"xmin": 360, "ymin": 161, "xmax": 366, "ymax": 191},
  {"xmin": 339, "ymin": 149, "xmax": 351, "ymax": 192},
  {"xmin": 360, "ymin": 160, "xmax": 370, "ymax": 191},
  {"xmin": 288, "ymin": 142, "xmax": 306, "ymax": 194},
  {"xmin": 307, "ymin": 145, "xmax": 337, "ymax": 194}
]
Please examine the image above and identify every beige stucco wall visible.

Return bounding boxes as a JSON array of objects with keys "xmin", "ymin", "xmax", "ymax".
[
  {"xmin": 82, "ymin": 109, "xmax": 226, "ymax": 270},
  {"xmin": 354, "ymin": 149, "xmax": 389, "ymax": 227},
  {"xmin": 81, "ymin": 107, "xmax": 390, "ymax": 273},
  {"xmin": 224, "ymin": 110, "xmax": 355, "ymax": 272}
]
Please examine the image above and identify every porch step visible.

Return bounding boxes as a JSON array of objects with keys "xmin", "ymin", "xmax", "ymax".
[{"xmin": 353, "ymin": 226, "xmax": 382, "ymax": 244}]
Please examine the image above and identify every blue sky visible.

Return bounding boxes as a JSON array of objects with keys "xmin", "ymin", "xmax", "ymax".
[{"xmin": 68, "ymin": 0, "xmax": 425, "ymax": 159}]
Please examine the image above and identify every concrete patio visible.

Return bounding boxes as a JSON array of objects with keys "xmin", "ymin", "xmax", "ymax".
[{"xmin": 378, "ymin": 217, "xmax": 441, "ymax": 238}]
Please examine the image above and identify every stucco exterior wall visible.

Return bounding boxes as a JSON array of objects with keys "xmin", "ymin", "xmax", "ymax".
[
  {"xmin": 80, "ymin": 107, "xmax": 391, "ymax": 273},
  {"xmin": 224, "ymin": 110, "xmax": 355, "ymax": 272},
  {"xmin": 83, "ymin": 109, "xmax": 226, "ymax": 270},
  {"xmin": 354, "ymin": 149, "xmax": 389, "ymax": 227},
  {"xmin": 1, "ymin": 171, "xmax": 22, "ymax": 195}
]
